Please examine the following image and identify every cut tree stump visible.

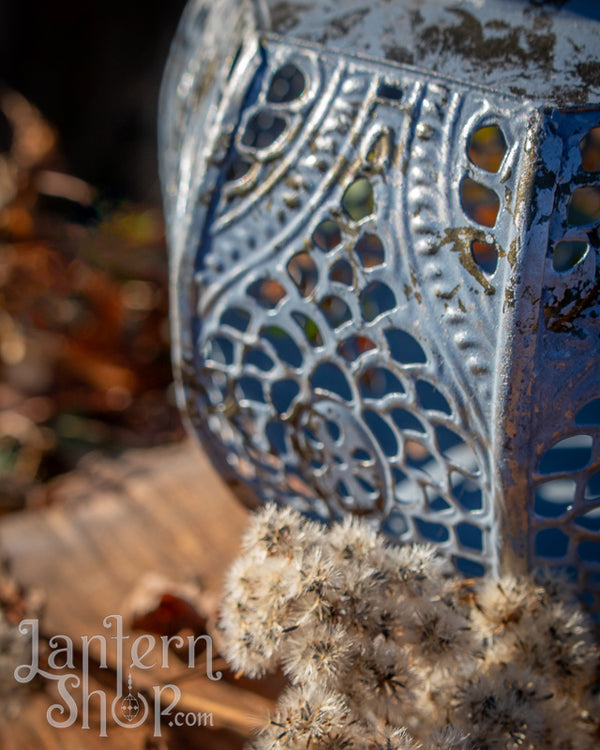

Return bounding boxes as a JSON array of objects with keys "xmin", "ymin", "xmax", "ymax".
[{"xmin": 0, "ymin": 440, "xmax": 280, "ymax": 750}]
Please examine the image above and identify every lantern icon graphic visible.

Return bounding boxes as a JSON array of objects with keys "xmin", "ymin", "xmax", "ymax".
[{"xmin": 120, "ymin": 671, "xmax": 141, "ymax": 723}]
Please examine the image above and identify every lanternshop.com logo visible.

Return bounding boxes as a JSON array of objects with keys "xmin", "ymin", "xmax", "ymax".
[{"xmin": 14, "ymin": 615, "xmax": 220, "ymax": 737}]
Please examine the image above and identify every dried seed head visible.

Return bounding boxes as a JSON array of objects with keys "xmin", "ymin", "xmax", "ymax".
[
  {"xmin": 425, "ymin": 726, "xmax": 473, "ymax": 750},
  {"xmin": 452, "ymin": 663, "xmax": 550, "ymax": 749},
  {"xmin": 511, "ymin": 599, "xmax": 598, "ymax": 692},
  {"xmin": 327, "ymin": 516, "xmax": 386, "ymax": 565},
  {"xmin": 348, "ymin": 637, "xmax": 417, "ymax": 724},
  {"xmin": 217, "ymin": 506, "xmax": 600, "ymax": 749},
  {"xmin": 471, "ymin": 576, "xmax": 544, "ymax": 637},
  {"xmin": 241, "ymin": 503, "xmax": 322, "ymax": 559},
  {"xmin": 370, "ymin": 725, "xmax": 421, "ymax": 750},
  {"xmin": 267, "ymin": 685, "xmax": 351, "ymax": 748},
  {"xmin": 402, "ymin": 600, "xmax": 476, "ymax": 670},
  {"xmin": 282, "ymin": 622, "xmax": 357, "ymax": 688},
  {"xmin": 380, "ymin": 544, "xmax": 449, "ymax": 600}
]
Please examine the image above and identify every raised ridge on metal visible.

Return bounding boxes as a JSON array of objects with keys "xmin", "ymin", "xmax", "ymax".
[{"xmin": 160, "ymin": 0, "xmax": 600, "ymax": 609}]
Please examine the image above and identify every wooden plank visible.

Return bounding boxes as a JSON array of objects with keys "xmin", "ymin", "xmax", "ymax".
[
  {"xmin": 0, "ymin": 441, "xmax": 278, "ymax": 749},
  {"xmin": 0, "ymin": 441, "xmax": 249, "ymax": 637}
]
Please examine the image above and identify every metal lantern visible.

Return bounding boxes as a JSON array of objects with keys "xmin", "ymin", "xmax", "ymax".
[{"xmin": 160, "ymin": 0, "xmax": 600, "ymax": 607}]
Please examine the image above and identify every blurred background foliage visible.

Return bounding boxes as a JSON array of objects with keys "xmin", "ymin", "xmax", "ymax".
[{"xmin": 0, "ymin": 0, "xmax": 189, "ymax": 514}]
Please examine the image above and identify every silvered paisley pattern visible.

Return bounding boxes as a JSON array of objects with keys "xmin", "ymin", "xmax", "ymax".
[{"xmin": 178, "ymin": 38, "xmax": 539, "ymax": 577}]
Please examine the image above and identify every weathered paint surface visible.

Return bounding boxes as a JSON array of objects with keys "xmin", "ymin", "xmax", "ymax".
[{"xmin": 161, "ymin": 0, "xmax": 600, "ymax": 608}]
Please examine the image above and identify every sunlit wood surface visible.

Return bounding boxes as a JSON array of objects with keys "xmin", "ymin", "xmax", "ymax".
[{"xmin": 0, "ymin": 441, "xmax": 278, "ymax": 749}]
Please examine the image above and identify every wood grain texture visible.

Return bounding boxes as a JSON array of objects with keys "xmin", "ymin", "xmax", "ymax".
[{"xmin": 0, "ymin": 440, "xmax": 277, "ymax": 749}]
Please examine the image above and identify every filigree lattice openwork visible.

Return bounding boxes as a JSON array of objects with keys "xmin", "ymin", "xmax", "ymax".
[{"xmin": 161, "ymin": 0, "xmax": 600, "ymax": 608}]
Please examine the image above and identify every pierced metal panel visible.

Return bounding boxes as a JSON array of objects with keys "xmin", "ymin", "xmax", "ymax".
[
  {"xmin": 510, "ymin": 110, "xmax": 600, "ymax": 606},
  {"xmin": 161, "ymin": 0, "xmax": 600, "ymax": 605}
]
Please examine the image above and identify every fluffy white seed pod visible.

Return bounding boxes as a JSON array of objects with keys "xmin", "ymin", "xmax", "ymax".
[
  {"xmin": 452, "ymin": 663, "xmax": 551, "ymax": 750},
  {"xmin": 241, "ymin": 503, "xmax": 323, "ymax": 560},
  {"xmin": 264, "ymin": 684, "xmax": 351, "ymax": 749},
  {"xmin": 282, "ymin": 621, "xmax": 357, "ymax": 688},
  {"xmin": 401, "ymin": 599, "xmax": 476, "ymax": 672},
  {"xmin": 218, "ymin": 506, "xmax": 600, "ymax": 750},
  {"xmin": 379, "ymin": 543, "xmax": 450, "ymax": 601},
  {"xmin": 347, "ymin": 636, "xmax": 418, "ymax": 725},
  {"xmin": 425, "ymin": 726, "xmax": 473, "ymax": 750}
]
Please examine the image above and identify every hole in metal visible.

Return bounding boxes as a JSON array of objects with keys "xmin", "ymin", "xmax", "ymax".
[
  {"xmin": 267, "ymin": 63, "xmax": 306, "ymax": 104},
  {"xmin": 460, "ymin": 177, "xmax": 499, "ymax": 227},
  {"xmin": 436, "ymin": 424, "xmax": 464, "ymax": 453},
  {"xmin": 390, "ymin": 408, "xmax": 425, "ymax": 433},
  {"xmin": 415, "ymin": 517, "xmax": 450, "ymax": 543},
  {"xmin": 471, "ymin": 240, "xmax": 498, "ymax": 274},
  {"xmin": 244, "ymin": 348, "xmax": 274, "ymax": 371},
  {"xmin": 220, "ymin": 307, "xmax": 250, "ymax": 332},
  {"xmin": 313, "ymin": 219, "xmax": 341, "ymax": 252},
  {"xmin": 292, "ymin": 312, "xmax": 323, "ymax": 347},
  {"xmin": 260, "ymin": 326, "xmax": 303, "ymax": 367},
  {"xmin": 575, "ymin": 398, "xmax": 600, "ymax": 426},
  {"xmin": 241, "ymin": 110, "xmax": 287, "ymax": 149},
  {"xmin": 342, "ymin": 178, "xmax": 375, "ymax": 222},
  {"xmin": 353, "ymin": 448, "xmax": 373, "ymax": 464},
  {"xmin": 304, "ymin": 426, "xmax": 323, "ymax": 448},
  {"xmin": 311, "ymin": 362, "xmax": 352, "ymax": 401},
  {"xmin": 456, "ymin": 522, "xmax": 483, "ymax": 551},
  {"xmin": 585, "ymin": 470, "xmax": 600, "ymax": 500},
  {"xmin": 266, "ymin": 421, "xmax": 287, "ymax": 454},
  {"xmin": 377, "ymin": 82, "xmax": 403, "ymax": 101},
  {"xmin": 287, "ymin": 252, "xmax": 318, "ymax": 296},
  {"xmin": 405, "ymin": 440, "xmax": 433, "ymax": 469},
  {"xmin": 467, "ymin": 124, "xmax": 508, "ymax": 173},
  {"xmin": 338, "ymin": 335, "xmax": 376, "ymax": 362},
  {"xmin": 580, "ymin": 126, "xmax": 600, "ymax": 172},
  {"xmin": 236, "ymin": 376, "xmax": 265, "ymax": 403},
  {"xmin": 455, "ymin": 557, "xmax": 485, "ymax": 577},
  {"xmin": 535, "ymin": 528, "xmax": 569, "ymax": 559},
  {"xmin": 359, "ymin": 367, "xmax": 405, "ymax": 399},
  {"xmin": 271, "ymin": 379, "xmax": 300, "ymax": 415},
  {"xmin": 337, "ymin": 479, "xmax": 351, "ymax": 499},
  {"xmin": 355, "ymin": 474, "xmax": 377, "ymax": 495},
  {"xmin": 330, "ymin": 259, "xmax": 353, "ymax": 285},
  {"xmin": 451, "ymin": 474, "xmax": 483, "ymax": 512},
  {"xmin": 392, "ymin": 467, "xmax": 418, "ymax": 501},
  {"xmin": 534, "ymin": 479, "xmax": 575, "ymax": 518},
  {"xmin": 538, "ymin": 435, "xmax": 593, "ymax": 475},
  {"xmin": 578, "ymin": 539, "xmax": 600, "ymax": 563},
  {"xmin": 382, "ymin": 509, "xmax": 409, "ymax": 537},
  {"xmin": 426, "ymin": 488, "xmax": 451, "ymax": 512},
  {"xmin": 364, "ymin": 409, "xmax": 397, "ymax": 457},
  {"xmin": 320, "ymin": 295, "xmax": 352, "ymax": 328},
  {"xmin": 247, "ymin": 278, "xmax": 287, "ymax": 309},
  {"xmin": 575, "ymin": 507, "xmax": 600, "ymax": 533},
  {"xmin": 207, "ymin": 336, "xmax": 234, "ymax": 366},
  {"xmin": 416, "ymin": 380, "xmax": 452, "ymax": 415},
  {"xmin": 567, "ymin": 185, "xmax": 600, "ymax": 226},
  {"xmin": 385, "ymin": 329, "xmax": 427, "ymax": 364},
  {"xmin": 326, "ymin": 420, "xmax": 342, "ymax": 442},
  {"xmin": 225, "ymin": 153, "xmax": 252, "ymax": 181},
  {"xmin": 360, "ymin": 281, "xmax": 395, "ymax": 322},
  {"xmin": 436, "ymin": 426, "xmax": 477, "ymax": 472},
  {"xmin": 355, "ymin": 233, "xmax": 385, "ymax": 268},
  {"xmin": 551, "ymin": 239, "xmax": 589, "ymax": 272}
]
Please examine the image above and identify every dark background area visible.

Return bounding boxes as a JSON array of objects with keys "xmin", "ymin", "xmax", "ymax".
[
  {"xmin": 0, "ymin": 1, "xmax": 191, "ymax": 512},
  {"xmin": 0, "ymin": 0, "xmax": 187, "ymax": 203}
]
